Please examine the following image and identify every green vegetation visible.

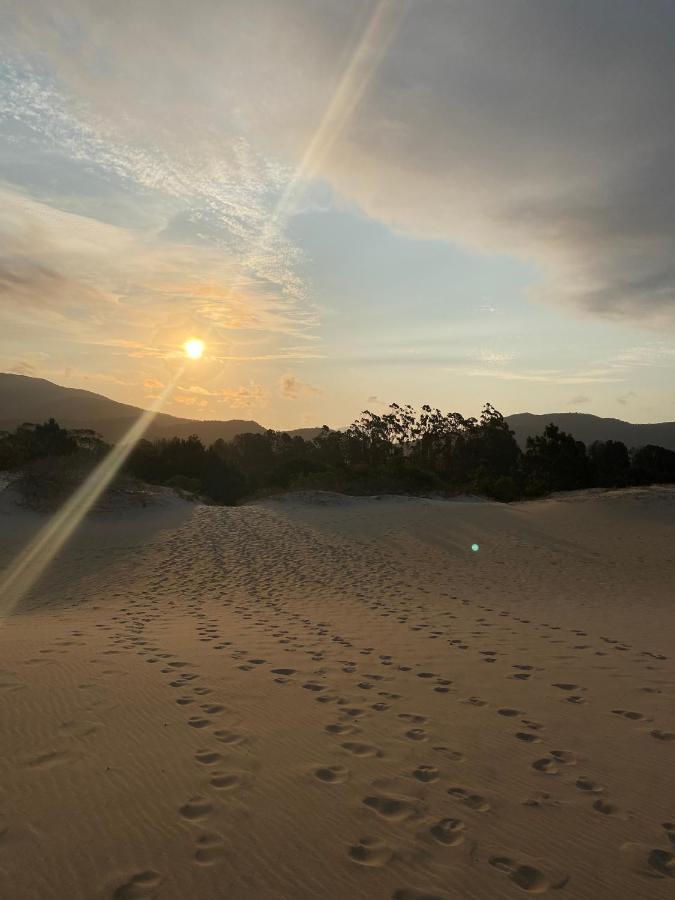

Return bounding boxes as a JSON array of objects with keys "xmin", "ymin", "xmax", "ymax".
[{"xmin": 2, "ymin": 405, "xmax": 675, "ymax": 507}]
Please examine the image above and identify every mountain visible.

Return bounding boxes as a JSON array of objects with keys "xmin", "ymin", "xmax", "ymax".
[
  {"xmin": 505, "ymin": 412, "xmax": 675, "ymax": 452},
  {"xmin": 3, "ymin": 374, "xmax": 674, "ymax": 452},
  {"xmin": 0, "ymin": 374, "xmax": 324, "ymax": 444}
]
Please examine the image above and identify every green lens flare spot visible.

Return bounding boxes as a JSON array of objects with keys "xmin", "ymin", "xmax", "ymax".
[{"xmin": 471, "ymin": 543, "xmax": 480, "ymax": 552}]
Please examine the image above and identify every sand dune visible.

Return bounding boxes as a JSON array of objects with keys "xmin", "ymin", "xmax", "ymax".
[{"xmin": 1, "ymin": 487, "xmax": 674, "ymax": 899}]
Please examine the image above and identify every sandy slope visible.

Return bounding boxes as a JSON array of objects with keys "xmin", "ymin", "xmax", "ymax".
[{"xmin": 0, "ymin": 487, "xmax": 674, "ymax": 899}]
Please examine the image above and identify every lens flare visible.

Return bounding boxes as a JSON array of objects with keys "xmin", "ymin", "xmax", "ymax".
[
  {"xmin": 471, "ymin": 543, "xmax": 480, "ymax": 552},
  {"xmin": 0, "ymin": 370, "xmax": 183, "ymax": 619},
  {"xmin": 184, "ymin": 338, "xmax": 205, "ymax": 359}
]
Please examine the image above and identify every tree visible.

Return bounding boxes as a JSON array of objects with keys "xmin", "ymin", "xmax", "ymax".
[
  {"xmin": 525, "ymin": 423, "xmax": 590, "ymax": 493},
  {"xmin": 588, "ymin": 440, "xmax": 630, "ymax": 487},
  {"xmin": 631, "ymin": 444, "xmax": 675, "ymax": 485}
]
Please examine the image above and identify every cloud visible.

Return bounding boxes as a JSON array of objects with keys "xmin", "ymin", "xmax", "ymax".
[
  {"xmin": 280, "ymin": 374, "xmax": 322, "ymax": 399},
  {"xmin": 173, "ymin": 394, "xmax": 208, "ymax": 408},
  {"xmin": 617, "ymin": 391, "xmax": 637, "ymax": 406},
  {"xmin": 0, "ymin": 254, "xmax": 110, "ymax": 324},
  {"xmin": 218, "ymin": 384, "xmax": 267, "ymax": 410},
  {"xmin": 5, "ymin": 2, "xmax": 675, "ymax": 327},
  {"xmin": 167, "ymin": 382, "xmax": 267, "ymax": 412},
  {"xmin": 10, "ymin": 360, "xmax": 36, "ymax": 376},
  {"xmin": 567, "ymin": 394, "xmax": 591, "ymax": 406},
  {"xmin": 0, "ymin": 187, "xmax": 316, "ymax": 351},
  {"xmin": 321, "ymin": 1, "xmax": 675, "ymax": 325}
]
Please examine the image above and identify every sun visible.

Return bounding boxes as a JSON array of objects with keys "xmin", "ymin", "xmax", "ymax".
[{"xmin": 184, "ymin": 338, "xmax": 205, "ymax": 360}]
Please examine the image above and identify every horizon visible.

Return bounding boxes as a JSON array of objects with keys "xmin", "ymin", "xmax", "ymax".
[
  {"xmin": 2, "ymin": 2, "xmax": 675, "ymax": 429},
  {"xmin": 4, "ymin": 370, "xmax": 675, "ymax": 429}
]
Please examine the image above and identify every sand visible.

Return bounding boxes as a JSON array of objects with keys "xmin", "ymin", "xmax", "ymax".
[{"xmin": 0, "ymin": 486, "xmax": 674, "ymax": 899}]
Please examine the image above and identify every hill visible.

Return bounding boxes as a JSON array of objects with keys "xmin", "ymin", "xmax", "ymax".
[
  {"xmin": 0, "ymin": 374, "xmax": 323, "ymax": 444},
  {"xmin": 3, "ymin": 374, "xmax": 674, "ymax": 452},
  {"xmin": 506, "ymin": 412, "xmax": 675, "ymax": 452}
]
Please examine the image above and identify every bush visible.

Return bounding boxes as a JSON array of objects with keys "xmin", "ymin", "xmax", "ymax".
[
  {"xmin": 13, "ymin": 450, "xmax": 136, "ymax": 511},
  {"xmin": 13, "ymin": 408, "xmax": 675, "ymax": 508},
  {"xmin": 166, "ymin": 474, "xmax": 202, "ymax": 494},
  {"xmin": 631, "ymin": 445, "xmax": 675, "ymax": 484},
  {"xmin": 485, "ymin": 475, "xmax": 518, "ymax": 503}
]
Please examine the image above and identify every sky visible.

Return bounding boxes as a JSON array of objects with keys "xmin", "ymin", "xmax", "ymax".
[{"xmin": 1, "ymin": 0, "xmax": 675, "ymax": 429}]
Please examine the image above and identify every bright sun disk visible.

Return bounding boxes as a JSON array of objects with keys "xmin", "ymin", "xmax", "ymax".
[{"xmin": 184, "ymin": 338, "xmax": 205, "ymax": 359}]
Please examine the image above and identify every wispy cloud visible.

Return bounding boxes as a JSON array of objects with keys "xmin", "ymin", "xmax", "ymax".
[
  {"xmin": 617, "ymin": 391, "xmax": 637, "ymax": 407},
  {"xmin": 280, "ymin": 374, "xmax": 322, "ymax": 399}
]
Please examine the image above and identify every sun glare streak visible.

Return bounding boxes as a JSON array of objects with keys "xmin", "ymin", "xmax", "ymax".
[
  {"xmin": 272, "ymin": 0, "xmax": 405, "ymax": 225},
  {"xmin": 0, "ymin": 369, "xmax": 184, "ymax": 619},
  {"xmin": 207, "ymin": 0, "xmax": 405, "ymax": 323},
  {"xmin": 0, "ymin": 3, "xmax": 405, "ymax": 619}
]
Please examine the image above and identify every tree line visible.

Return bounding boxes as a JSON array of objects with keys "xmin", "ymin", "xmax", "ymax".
[{"xmin": 2, "ymin": 404, "xmax": 675, "ymax": 505}]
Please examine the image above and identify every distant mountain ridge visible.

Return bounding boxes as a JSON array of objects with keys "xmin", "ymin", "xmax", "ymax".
[
  {"xmin": 2, "ymin": 373, "xmax": 675, "ymax": 451},
  {"xmin": 505, "ymin": 412, "xmax": 675, "ymax": 452},
  {"xmin": 0, "ymin": 373, "xmax": 323, "ymax": 444}
]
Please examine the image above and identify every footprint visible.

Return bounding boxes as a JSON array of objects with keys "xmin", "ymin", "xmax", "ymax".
[
  {"xmin": 552, "ymin": 683, "xmax": 579, "ymax": 691},
  {"xmin": 341, "ymin": 742, "xmax": 381, "ymax": 757},
  {"xmin": 447, "ymin": 787, "xmax": 490, "ymax": 812},
  {"xmin": 532, "ymin": 758, "xmax": 558, "ymax": 774},
  {"xmin": 549, "ymin": 750, "xmax": 576, "ymax": 765},
  {"xmin": 523, "ymin": 792, "xmax": 560, "ymax": 810},
  {"xmin": 515, "ymin": 732, "xmax": 541, "ymax": 743},
  {"xmin": 413, "ymin": 765, "xmax": 439, "ymax": 783},
  {"xmin": 430, "ymin": 818, "xmax": 465, "ymax": 846},
  {"xmin": 326, "ymin": 723, "xmax": 357, "ymax": 735},
  {"xmin": 575, "ymin": 776, "xmax": 603, "ymax": 793},
  {"xmin": 593, "ymin": 799, "xmax": 621, "ymax": 816},
  {"xmin": 58, "ymin": 720, "xmax": 98, "ymax": 739},
  {"xmin": 398, "ymin": 713, "xmax": 427, "ymax": 724},
  {"xmin": 179, "ymin": 796, "xmax": 213, "ymax": 821},
  {"xmin": 498, "ymin": 708, "xmax": 522, "ymax": 717},
  {"xmin": 271, "ymin": 668, "xmax": 296, "ymax": 676},
  {"xmin": 612, "ymin": 709, "xmax": 645, "ymax": 721},
  {"xmin": 187, "ymin": 717, "xmax": 211, "ymax": 729},
  {"xmin": 314, "ymin": 765, "xmax": 348, "ymax": 784},
  {"xmin": 213, "ymin": 730, "xmax": 245, "ymax": 745},
  {"xmin": 489, "ymin": 856, "xmax": 566, "ymax": 893},
  {"xmin": 404, "ymin": 728, "xmax": 429, "ymax": 742},
  {"xmin": 432, "ymin": 746, "xmax": 465, "ymax": 762},
  {"xmin": 210, "ymin": 772, "xmax": 245, "ymax": 790},
  {"xmin": 195, "ymin": 750, "xmax": 222, "ymax": 766},
  {"xmin": 363, "ymin": 794, "xmax": 423, "ymax": 821},
  {"xmin": 349, "ymin": 836, "xmax": 392, "ymax": 867},
  {"xmin": 342, "ymin": 707, "xmax": 366, "ymax": 718},
  {"xmin": 22, "ymin": 749, "xmax": 78, "ymax": 770},
  {"xmin": 194, "ymin": 833, "xmax": 226, "ymax": 866},
  {"xmin": 651, "ymin": 729, "xmax": 675, "ymax": 741},
  {"xmin": 621, "ymin": 842, "xmax": 674, "ymax": 879},
  {"xmin": 113, "ymin": 870, "xmax": 162, "ymax": 899}
]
